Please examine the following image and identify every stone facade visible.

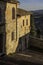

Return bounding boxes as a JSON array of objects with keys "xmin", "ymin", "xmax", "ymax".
[
  {"xmin": 0, "ymin": 0, "xmax": 31, "ymax": 55},
  {"xmin": 0, "ymin": 1, "xmax": 19, "ymax": 55},
  {"xmin": 17, "ymin": 9, "xmax": 31, "ymax": 52},
  {"xmin": 17, "ymin": 15, "xmax": 30, "ymax": 38},
  {"xmin": 5, "ymin": 3, "xmax": 17, "ymax": 54}
]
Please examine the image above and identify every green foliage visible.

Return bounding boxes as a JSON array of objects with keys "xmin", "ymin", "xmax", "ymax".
[{"xmin": 30, "ymin": 15, "xmax": 36, "ymax": 37}]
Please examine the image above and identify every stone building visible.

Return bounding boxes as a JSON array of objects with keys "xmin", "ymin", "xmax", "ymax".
[
  {"xmin": 0, "ymin": 0, "xmax": 32, "ymax": 55},
  {"xmin": 17, "ymin": 8, "xmax": 31, "ymax": 52},
  {"xmin": 0, "ymin": 0, "xmax": 19, "ymax": 55}
]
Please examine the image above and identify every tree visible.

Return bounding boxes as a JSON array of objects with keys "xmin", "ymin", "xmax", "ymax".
[{"xmin": 30, "ymin": 15, "xmax": 36, "ymax": 37}]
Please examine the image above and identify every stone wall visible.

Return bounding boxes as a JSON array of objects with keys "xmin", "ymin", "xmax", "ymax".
[
  {"xmin": 17, "ymin": 15, "xmax": 31, "ymax": 51},
  {"xmin": 0, "ymin": 1, "xmax": 31, "ymax": 55},
  {"xmin": 17, "ymin": 15, "xmax": 30, "ymax": 38},
  {"xmin": 29, "ymin": 36, "xmax": 43, "ymax": 49},
  {"xmin": 5, "ymin": 2, "xmax": 18, "ymax": 54}
]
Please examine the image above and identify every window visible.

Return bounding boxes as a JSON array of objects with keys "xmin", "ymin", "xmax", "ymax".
[
  {"xmin": 12, "ymin": 7, "xmax": 15, "ymax": 19},
  {"xmin": 0, "ymin": 8, "xmax": 2, "ymax": 21},
  {"xmin": 12, "ymin": 32, "xmax": 14, "ymax": 41},
  {"xmin": 23, "ymin": 20, "xmax": 24, "ymax": 26},
  {"xmin": 26, "ymin": 19, "xmax": 28, "ymax": 25}
]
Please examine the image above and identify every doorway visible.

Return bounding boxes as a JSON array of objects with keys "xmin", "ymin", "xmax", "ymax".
[{"xmin": 19, "ymin": 37, "xmax": 27, "ymax": 52}]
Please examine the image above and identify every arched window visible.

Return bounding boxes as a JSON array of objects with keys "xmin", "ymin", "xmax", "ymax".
[{"xmin": 12, "ymin": 7, "xmax": 15, "ymax": 19}]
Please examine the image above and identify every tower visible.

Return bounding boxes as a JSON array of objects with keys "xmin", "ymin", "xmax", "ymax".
[{"xmin": 0, "ymin": 0, "xmax": 19, "ymax": 55}]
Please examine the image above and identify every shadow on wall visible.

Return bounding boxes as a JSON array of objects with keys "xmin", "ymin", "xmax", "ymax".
[
  {"xmin": 0, "ymin": 3, "xmax": 7, "ymax": 54},
  {"xmin": 16, "ymin": 33, "xmax": 30, "ymax": 53},
  {"xmin": 29, "ymin": 36, "xmax": 43, "ymax": 50}
]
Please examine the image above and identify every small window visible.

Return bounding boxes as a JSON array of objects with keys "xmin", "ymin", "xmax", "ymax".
[
  {"xmin": 23, "ymin": 20, "xmax": 24, "ymax": 26},
  {"xmin": 12, "ymin": 32, "xmax": 14, "ymax": 41},
  {"xmin": 12, "ymin": 7, "xmax": 15, "ymax": 19},
  {"xmin": 26, "ymin": 19, "xmax": 28, "ymax": 25}
]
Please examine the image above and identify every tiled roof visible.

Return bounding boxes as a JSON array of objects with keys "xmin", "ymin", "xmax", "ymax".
[
  {"xmin": 17, "ymin": 8, "xmax": 32, "ymax": 16},
  {"xmin": 0, "ymin": 0, "xmax": 20, "ymax": 4}
]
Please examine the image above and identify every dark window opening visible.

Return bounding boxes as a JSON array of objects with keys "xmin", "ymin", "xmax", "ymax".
[
  {"xmin": 12, "ymin": 7, "xmax": 15, "ymax": 19},
  {"xmin": 23, "ymin": 20, "xmax": 24, "ymax": 26},
  {"xmin": 26, "ymin": 19, "xmax": 28, "ymax": 25},
  {"xmin": 12, "ymin": 32, "xmax": 14, "ymax": 41}
]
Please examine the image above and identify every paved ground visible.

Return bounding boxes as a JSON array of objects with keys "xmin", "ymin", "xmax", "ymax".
[{"xmin": 0, "ymin": 49, "xmax": 43, "ymax": 65}]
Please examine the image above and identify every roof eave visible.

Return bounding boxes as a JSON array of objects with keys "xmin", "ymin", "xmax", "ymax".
[{"xmin": 0, "ymin": 0, "xmax": 20, "ymax": 4}]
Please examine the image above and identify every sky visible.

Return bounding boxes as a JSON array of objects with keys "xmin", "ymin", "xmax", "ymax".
[{"xmin": 18, "ymin": 0, "xmax": 43, "ymax": 11}]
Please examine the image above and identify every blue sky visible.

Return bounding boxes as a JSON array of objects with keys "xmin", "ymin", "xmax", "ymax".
[{"xmin": 18, "ymin": 0, "xmax": 43, "ymax": 11}]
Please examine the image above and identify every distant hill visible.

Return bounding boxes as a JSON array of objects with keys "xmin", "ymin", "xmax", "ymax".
[
  {"xmin": 31, "ymin": 10, "xmax": 43, "ymax": 35},
  {"xmin": 31, "ymin": 10, "xmax": 43, "ymax": 14}
]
